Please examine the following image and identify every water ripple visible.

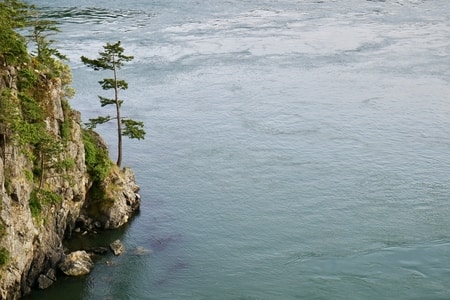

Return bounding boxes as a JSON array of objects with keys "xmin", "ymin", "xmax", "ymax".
[{"xmin": 40, "ymin": 6, "xmax": 155, "ymax": 25}]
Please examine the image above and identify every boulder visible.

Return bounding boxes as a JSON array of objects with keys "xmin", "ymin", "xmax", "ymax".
[
  {"xmin": 59, "ymin": 251, "xmax": 93, "ymax": 276},
  {"xmin": 110, "ymin": 240, "xmax": 125, "ymax": 256},
  {"xmin": 37, "ymin": 269, "xmax": 56, "ymax": 290}
]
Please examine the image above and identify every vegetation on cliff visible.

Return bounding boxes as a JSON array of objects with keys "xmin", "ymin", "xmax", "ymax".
[
  {"xmin": 1, "ymin": 0, "xmax": 72, "ymax": 192},
  {"xmin": 0, "ymin": 0, "xmax": 29, "ymax": 66},
  {"xmin": 0, "ymin": 0, "xmax": 110, "ymax": 219},
  {"xmin": 82, "ymin": 128, "xmax": 113, "ymax": 182},
  {"xmin": 0, "ymin": 1, "xmax": 142, "ymax": 297}
]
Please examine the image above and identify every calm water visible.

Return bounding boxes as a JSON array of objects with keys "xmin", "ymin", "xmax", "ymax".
[{"xmin": 24, "ymin": 0, "xmax": 450, "ymax": 299}]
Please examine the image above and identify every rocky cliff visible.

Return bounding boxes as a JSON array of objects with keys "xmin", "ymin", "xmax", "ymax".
[{"xmin": 0, "ymin": 64, "xmax": 141, "ymax": 299}]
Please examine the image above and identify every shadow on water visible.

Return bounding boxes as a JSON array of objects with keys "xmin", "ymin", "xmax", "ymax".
[
  {"xmin": 63, "ymin": 212, "xmax": 138, "ymax": 252},
  {"xmin": 22, "ymin": 274, "xmax": 91, "ymax": 300},
  {"xmin": 149, "ymin": 233, "xmax": 182, "ymax": 252},
  {"xmin": 156, "ymin": 259, "xmax": 190, "ymax": 286},
  {"xmin": 23, "ymin": 203, "xmax": 189, "ymax": 299},
  {"xmin": 22, "ymin": 213, "xmax": 140, "ymax": 300}
]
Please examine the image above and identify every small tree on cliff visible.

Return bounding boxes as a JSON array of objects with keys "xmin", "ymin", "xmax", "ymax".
[
  {"xmin": 0, "ymin": 0, "xmax": 30, "ymax": 66},
  {"xmin": 81, "ymin": 41, "xmax": 145, "ymax": 167}
]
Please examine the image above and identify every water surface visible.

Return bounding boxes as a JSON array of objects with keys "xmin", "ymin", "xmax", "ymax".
[{"xmin": 25, "ymin": 0, "xmax": 450, "ymax": 299}]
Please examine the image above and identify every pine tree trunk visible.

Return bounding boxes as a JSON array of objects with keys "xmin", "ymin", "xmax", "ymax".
[{"xmin": 113, "ymin": 56, "xmax": 122, "ymax": 167}]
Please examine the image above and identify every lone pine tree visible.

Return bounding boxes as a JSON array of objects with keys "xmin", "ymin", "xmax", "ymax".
[{"xmin": 81, "ymin": 41, "xmax": 145, "ymax": 167}]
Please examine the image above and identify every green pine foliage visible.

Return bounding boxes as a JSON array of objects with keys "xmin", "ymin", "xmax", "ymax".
[{"xmin": 0, "ymin": 0, "xmax": 30, "ymax": 66}]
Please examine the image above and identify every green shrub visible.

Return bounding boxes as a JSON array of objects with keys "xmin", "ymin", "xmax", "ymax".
[
  {"xmin": 29, "ymin": 190, "xmax": 42, "ymax": 218},
  {"xmin": 0, "ymin": 89, "xmax": 20, "ymax": 148},
  {"xmin": 0, "ymin": 222, "xmax": 5, "ymax": 239},
  {"xmin": 82, "ymin": 129, "xmax": 112, "ymax": 182},
  {"xmin": 60, "ymin": 99, "xmax": 73, "ymax": 142},
  {"xmin": 29, "ymin": 189, "xmax": 63, "ymax": 218},
  {"xmin": 17, "ymin": 67, "xmax": 38, "ymax": 91},
  {"xmin": 40, "ymin": 189, "xmax": 63, "ymax": 205},
  {"xmin": 55, "ymin": 158, "xmax": 75, "ymax": 171},
  {"xmin": 18, "ymin": 93, "xmax": 43, "ymax": 124},
  {"xmin": 0, "ymin": 248, "xmax": 9, "ymax": 267},
  {"xmin": 0, "ymin": 22, "xmax": 28, "ymax": 67},
  {"xmin": 24, "ymin": 169, "xmax": 34, "ymax": 181}
]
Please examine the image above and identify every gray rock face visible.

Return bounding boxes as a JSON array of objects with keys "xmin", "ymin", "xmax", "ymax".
[
  {"xmin": 80, "ymin": 167, "xmax": 141, "ymax": 230},
  {"xmin": 59, "ymin": 251, "xmax": 94, "ymax": 276},
  {"xmin": 110, "ymin": 240, "xmax": 125, "ymax": 256}
]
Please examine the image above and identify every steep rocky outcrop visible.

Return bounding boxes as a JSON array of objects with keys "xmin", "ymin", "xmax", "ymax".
[
  {"xmin": 78, "ymin": 167, "xmax": 141, "ymax": 231},
  {"xmin": 0, "ymin": 65, "xmax": 141, "ymax": 299}
]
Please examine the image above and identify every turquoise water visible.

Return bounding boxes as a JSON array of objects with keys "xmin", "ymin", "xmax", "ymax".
[{"xmin": 25, "ymin": 0, "xmax": 450, "ymax": 299}]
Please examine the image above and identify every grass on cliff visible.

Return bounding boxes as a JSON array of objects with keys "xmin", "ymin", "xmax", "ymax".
[
  {"xmin": 82, "ymin": 129, "xmax": 112, "ymax": 182},
  {"xmin": 29, "ymin": 189, "xmax": 63, "ymax": 219},
  {"xmin": 0, "ymin": 248, "xmax": 9, "ymax": 267},
  {"xmin": 0, "ymin": 221, "xmax": 5, "ymax": 239},
  {"xmin": 0, "ymin": 214, "xmax": 6, "ymax": 268}
]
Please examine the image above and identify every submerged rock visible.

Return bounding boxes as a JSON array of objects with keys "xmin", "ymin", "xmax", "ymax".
[
  {"xmin": 59, "ymin": 251, "xmax": 94, "ymax": 276},
  {"xmin": 110, "ymin": 240, "xmax": 125, "ymax": 256},
  {"xmin": 88, "ymin": 246, "xmax": 109, "ymax": 255},
  {"xmin": 134, "ymin": 246, "xmax": 152, "ymax": 256}
]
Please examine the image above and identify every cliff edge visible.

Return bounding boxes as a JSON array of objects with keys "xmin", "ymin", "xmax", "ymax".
[{"xmin": 0, "ymin": 65, "xmax": 140, "ymax": 298}]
